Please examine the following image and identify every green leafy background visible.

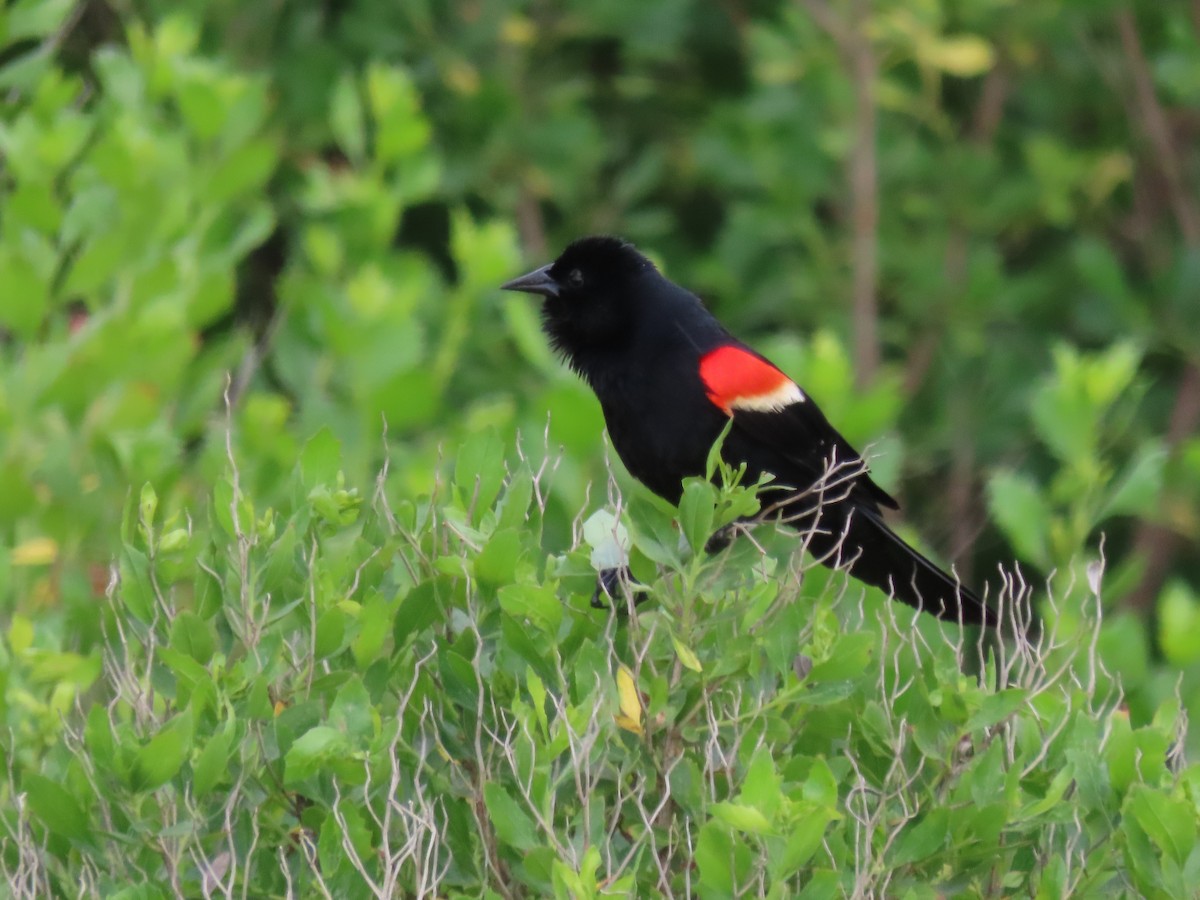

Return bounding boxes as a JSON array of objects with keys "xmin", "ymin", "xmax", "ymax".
[{"xmin": 2, "ymin": 0, "xmax": 1200, "ymax": 895}]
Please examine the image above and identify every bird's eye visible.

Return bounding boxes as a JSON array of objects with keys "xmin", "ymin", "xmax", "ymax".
[{"xmin": 567, "ymin": 269, "xmax": 585, "ymax": 288}]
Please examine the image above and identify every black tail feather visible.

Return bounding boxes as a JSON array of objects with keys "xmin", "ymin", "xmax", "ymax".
[{"xmin": 806, "ymin": 506, "xmax": 995, "ymax": 626}]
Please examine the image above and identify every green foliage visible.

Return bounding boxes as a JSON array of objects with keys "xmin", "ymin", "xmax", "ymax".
[
  {"xmin": 2, "ymin": 440, "xmax": 1196, "ymax": 895},
  {"xmin": 3, "ymin": 0, "xmax": 1200, "ymax": 894}
]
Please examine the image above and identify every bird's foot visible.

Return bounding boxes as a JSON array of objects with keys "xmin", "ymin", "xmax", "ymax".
[
  {"xmin": 591, "ymin": 567, "xmax": 649, "ymax": 611},
  {"xmin": 704, "ymin": 521, "xmax": 742, "ymax": 554}
]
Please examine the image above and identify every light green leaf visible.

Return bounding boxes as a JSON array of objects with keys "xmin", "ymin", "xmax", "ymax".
[
  {"xmin": 987, "ymin": 470, "xmax": 1051, "ymax": 568},
  {"xmin": 300, "ymin": 427, "xmax": 342, "ymax": 489},
  {"xmin": 672, "ymin": 634, "xmax": 703, "ymax": 673},
  {"xmin": 1126, "ymin": 785, "xmax": 1197, "ymax": 865},
  {"xmin": 712, "ymin": 801, "xmax": 774, "ymax": 835}
]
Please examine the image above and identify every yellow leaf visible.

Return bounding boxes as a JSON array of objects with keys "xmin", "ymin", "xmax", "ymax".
[
  {"xmin": 12, "ymin": 537, "xmax": 58, "ymax": 567},
  {"xmin": 922, "ymin": 35, "xmax": 994, "ymax": 77},
  {"xmin": 615, "ymin": 665, "xmax": 643, "ymax": 735},
  {"xmin": 614, "ymin": 714, "xmax": 643, "ymax": 735},
  {"xmin": 500, "ymin": 16, "xmax": 535, "ymax": 45}
]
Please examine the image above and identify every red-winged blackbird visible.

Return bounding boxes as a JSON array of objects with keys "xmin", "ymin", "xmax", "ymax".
[{"xmin": 502, "ymin": 236, "xmax": 994, "ymax": 626}]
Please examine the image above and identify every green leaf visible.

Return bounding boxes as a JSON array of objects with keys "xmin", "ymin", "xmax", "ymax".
[
  {"xmin": 483, "ymin": 783, "xmax": 539, "ymax": 852},
  {"xmin": 454, "ymin": 430, "xmax": 506, "ymax": 524},
  {"xmin": 475, "ymin": 528, "xmax": 522, "ymax": 587},
  {"xmin": 120, "ymin": 546, "xmax": 155, "ymax": 622},
  {"xmin": 318, "ymin": 801, "xmax": 374, "ymax": 876},
  {"xmin": 176, "ymin": 70, "xmax": 229, "ymax": 139},
  {"xmin": 329, "ymin": 677, "xmax": 374, "ymax": 741},
  {"xmin": 1030, "ymin": 379, "xmax": 1094, "ymax": 464},
  {"xmin": 987, "ymin": 470, "xmax": 1051, "ymax": 568},
  {"xmin": 526, "ymin": 670, "xmax": 549, "ymax": 738},
  {"xmin": 498, "ymin": 581, "xmax": 562, "ymax": 635},
  {"xmin": 965, "ymin": 688, "xmax": 1027, "ymax": 732},
  {"xmin": 737, "ymin": 749, "xmax": 781, "ymax": 820},
  {"xmin": 300, "ymin": 427, "xmax": 342, "ymax": 489},
  {"xmin": 696, "ymin": 821, "xmax": 752, "ymax": 895},
  {"xmin": 9, "ymin": 0, "xmax": 76, "ymax": 39},
  {"xmin": 85, "ymin": 705, "xmax": 115, "ymax": 771},
  {"xmin": 1085, "ymin": 342, "xmax": 1141, "ymax": 408},
  {"xmin": 193, "ymin": 720, "xmax": 237, "ymax": 797},
  {"xmin": 1104, "ymin": 709, "xmax": 1136, "ymax": 795},
  {"xmin": 1103, "ymin": 444, "xmax": 1166, "ymax": 519},
  {"xmin": 678, "ymin": 479, "xmax": 716, "ymax": 553},
  {"xmin": 393, "ymin": 578, "xmax": 448, "ymax": 648},
  {"xmin": 367, "ymin": 64, "xmax": 430, "ymax": 164},
  {"xmin": 0, "ymin": 247, "xmax": 49, "ymax": 338},
  {"xmin": 499, "ymin": 617, "xmax": 556, "ymax": 686},
  {"xmin": 284, "ymin": 726, "xmax": 350, "ymax": 786},
  {"xmin": 889, "ymin": 808, "xmax": 950, "ymax": 866},
  {"xmin": 438, "ymin": 648, "xmax": 481, "ymax": 710},
  {"xmin": 139, "ymin": 482, "xmax": 158, "ymax": 531},
  {"xmin": 671, "ymin": 634, "xmax": 703, "ymax": 673},
  {"xmin": 807, "ymin": 632, "xmax": 875, "ymax": 683},
  {"xmin": 712, "ymin": 801, "xmax": 773, "ymax": 835},
  {"xmin": 132, "ymin": 714, "xmax": 192, "ymax": 792},
  {"xmin": 352, "ymin": 592, "xmax": 391, "ymax": 667},
  {"xmin": 157, "ymin": 645, "xmax": 209, "ymax": 693},
  {"xmin": 771, "ymin": 806, "xmax": 835, "ymax": 879},
  {"xmin": 315, "ymin": 607, "xmax": 346, "ymax": 659},
  {"xmin": 1159, "ymin": 582, "xmax": 1200, "ymax": 667},
  {"xmin": 498, "ymin": 466, "xmax": 534, "ymax": 531},
  {"xmin": 330, "ymin": 72, "xmax": 366, "ymax": 164},
  {"xmin": 169, "ymin": 611, "xmax": 215, "ymax": 663},
  {"xmin": 23, "ymin": 773, "xmax": 90, "ymax": 842},
  {"xmin": 1126, "ymin": 785, "xmax": 1197, "ymax": 865},
  {"xmin": 626, "ymin": 497, "xmax": 681, "ymax": 567},
  {"xmin": 803, "ymin": 758, "xmax": 839, "ymax": 809}
]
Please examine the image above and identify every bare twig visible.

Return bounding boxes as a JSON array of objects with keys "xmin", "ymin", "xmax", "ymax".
[
  {"xmin": 1115, "ymin": 8, "xmax": 1200, "ymax": 244},
  {"xmin": 800, "ymin": 0, "xmax": 879, "ymax": 386},
  {"xmin": 1113, "ymin": 6, "xmax": 1200, "ymax": 610}
]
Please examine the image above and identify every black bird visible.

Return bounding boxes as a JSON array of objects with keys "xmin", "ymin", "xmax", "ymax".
[{"xmin": 502, "ymin": 236, "xmax": 994, "ymax": 626}]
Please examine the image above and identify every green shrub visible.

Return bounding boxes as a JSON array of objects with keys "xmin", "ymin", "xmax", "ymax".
[{"xmin": 4, "ymin": 431, "xmax": 1196, "ymax": 897}]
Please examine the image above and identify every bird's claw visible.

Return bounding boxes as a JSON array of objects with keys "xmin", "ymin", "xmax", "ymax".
[
  {"xmin": 591, "ymin": 567, "xmax": 648, "ymax": 610},
  {"xmin": 704, "ymin": 522, "xmax": 739, "ymax": 554}
]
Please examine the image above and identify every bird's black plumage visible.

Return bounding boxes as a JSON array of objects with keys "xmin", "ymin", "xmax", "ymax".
[{"xmin": 502, "ymin": 236, "xmax": 994, "ymax": 626}]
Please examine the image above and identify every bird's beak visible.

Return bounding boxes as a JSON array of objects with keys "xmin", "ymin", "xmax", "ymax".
[{"xmin": 500, "ymin": 263, "xmax": 560, "ymax": 298}]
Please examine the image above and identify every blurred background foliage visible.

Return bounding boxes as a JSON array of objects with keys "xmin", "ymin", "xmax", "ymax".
[{"xmin": 2, "ymin": 0, "xmax": 1200, "ymax": 762}]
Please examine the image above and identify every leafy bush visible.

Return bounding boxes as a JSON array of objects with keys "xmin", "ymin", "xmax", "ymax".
[{"xmin": 5, "ymin": 432, "xmax": 1197, "ymax": 897}]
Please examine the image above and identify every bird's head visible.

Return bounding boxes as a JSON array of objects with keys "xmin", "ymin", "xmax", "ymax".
[{"xmin": 501, "ymin": 236, "xmax": 657, "ymax": 359}]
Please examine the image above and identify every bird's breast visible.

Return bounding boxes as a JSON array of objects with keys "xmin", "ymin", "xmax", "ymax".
[{"xmin": 593, "ymin": 361, "xmax": 727, "ymax": 504}]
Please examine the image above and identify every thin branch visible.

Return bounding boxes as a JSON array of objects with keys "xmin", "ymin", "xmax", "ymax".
[
  {"xmin": 1113, "ymin": 6, "xmax": 1200, "ymax": 610},
  {"xmin": 1127, "ymin": 362, "xmax": 1200, "ymax": 610},
  {"xmin": 799, "ymin": 0, "xmax": 879, "ymax": 387},
  {"xmin": 515, "ymin": 183, "xmax": 548, "ymax": 260},
  {"xmin": 1114, "ymin": 8, "xmax": 1200, "ymax": 244},
  {"xmin": 848, "ymin": 0, "xmax": 880, "ymax": 388}
]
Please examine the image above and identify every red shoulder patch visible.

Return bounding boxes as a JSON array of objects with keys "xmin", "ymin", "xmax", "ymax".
[{"xmin": 699, "ymin": 345, "xmax": 805, "ymax": 414}]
